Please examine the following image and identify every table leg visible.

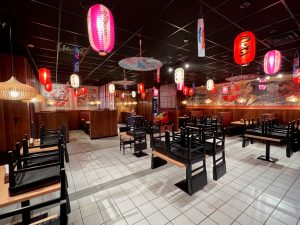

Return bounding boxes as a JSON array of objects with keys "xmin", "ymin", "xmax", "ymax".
[
  {"xmin": 21, "ymin": 200, "xmax": 30, "ymax": 224},
  {"xmin": 257, "ymin": 141, "xmax": 276, "ymax": 163}
]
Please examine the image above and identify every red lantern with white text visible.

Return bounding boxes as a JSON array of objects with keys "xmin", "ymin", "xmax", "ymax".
[
  {"xmin": 87, "ymin": 4, "xmax": 115, "ymax": 56},
  {"xmin": 234, "ymin": 31, "xmax": 256, "ymax": 66},
  {"xmin": 264, "ymin": 50, "xmax": 282, "ymax": 75},
  {"xmin": 188, "ymin": 88, "xmax": 194, "ymax": 96},
  {"xmin": 294, "ymin": 69, "xmax": 300, "ymax": 84},
  {"xmin": 138, "ymin": 83, "xmax": 144, "ymax": 94},
  {"xmin": 45, "ymin": 82, "xmax": 52, "ymax": 92},
  {"xmin": 81, "ymin": 87, "xmax": 87, "ymax": 95},
  {"xmin": 183, "ymin": 86, "xmax": 189, "ymax": 96},
  {"xmin": 38, "ymin": 68, "xmax": 51, "ymax": 85},
  {"xmin": 212, "ymin": 85, "xmax": 217, "ymax": 94},
  {"xmin": 141, "ymin": 92, "xmax": 146, "ymax": 100}
]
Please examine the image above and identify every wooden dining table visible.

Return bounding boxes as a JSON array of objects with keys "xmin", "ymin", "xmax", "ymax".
[{"xmin": 0, "ymin": 165, "xmax": 60, "ymax": 224}]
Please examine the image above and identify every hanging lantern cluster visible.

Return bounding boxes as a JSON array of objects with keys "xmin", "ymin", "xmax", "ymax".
[
  {"xmin": 132, "ymin": 91, "xmax": 136, "ymax": 98},
  {"xmin": 70, "ymin": 46, "xmax": 80, "ymax": 89},
  {"xmin": 206, "ymin": 79, "xmax": 214, "ymax": 91},
  {"xmin": 183, "ymin": 86, "xmax": 189, "ymax": 96},
  {"xmin": 109, "ymin": 83, "xmax": 115, "ymax": 94},
  {"xmin": 87, "ymin": 4, "xmax": 115, "ymax": 56},
  {"xmin": 38, "ymin": 68, "xmax": 52, "ymax": 93},
  {"xmin": 293, "ymin": 52, "xmax": 299, "ymax": 84},
  {"xmin": 174, "ymin": 67, "xmax": 184, "ymax": 84},
  {"xmin": 74, "ymin": 86, "xmax": 87, "ymax": 97},
  {"xmin": 137, "ymin": 83, "xmax": 144, "ymax": 94},
  {"xmin": 234, "ymin": 31, "xmax": 256, "ymax": 66},
  {"xmin": 264, "ymin": 50, "xmax": 282, "ymax": 75},
  {"xmin": 80, "ymin": 86, "xmax": 87, "ymax": 95},
  {"xmin": 258, "ymin": 78, "xmax": 267, "ymax": 90}
]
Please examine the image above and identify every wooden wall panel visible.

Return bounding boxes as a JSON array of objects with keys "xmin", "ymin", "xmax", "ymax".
[
  {"xmin": 186, "ymin": 107, "xmax": 300, "ymax": 124},
  {"xmin": 90, "ymin": 110, "xmax": 118, "ymax": 139},
  {"xmin": 0, "ymin": 54, "xmax": 35, "ymax": 163},
  {"xmin": 35, "ymin": 112, "xmax": 69, "ymax": 141}
]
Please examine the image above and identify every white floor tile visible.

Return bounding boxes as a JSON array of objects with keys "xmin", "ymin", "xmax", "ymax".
[
  {"xmin": 171, "ymin": 214, "xmax": 194, "ymax": 225},
  {"xmin": 146, "ymin": 211, "xmax": 169, "ymax": 225},
  {"xmin": 183, "ymin": 207, "xmax": 207, "ymax": 224},
  {"xmin": 209, "ymin": 210, "xmax": 234, "ymax": 225},
  {"xmin": 160, "ymin": 204, "xmax": 181, "ymax": 221}
]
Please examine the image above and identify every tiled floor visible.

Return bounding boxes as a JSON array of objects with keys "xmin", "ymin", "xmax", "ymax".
[{"xmin": 1, "ymin": 130, "xmax": 300, "ymax": 225}]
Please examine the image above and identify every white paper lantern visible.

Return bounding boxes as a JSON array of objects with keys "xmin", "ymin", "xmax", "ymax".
[
  {"xmin": 132, "ymin": 91, "xmax": 136, "ymax": 98},
  {"xmin": 70, "ymin": 74, "xmax": 80, "ymax": 88},
  {"xmin": 109, "ymin": 83, "xmax": 115, "ymax": 94},
  {"xmin": 206, "ymin": 79, "xmax": 214, "ymax": 91},
  {"xmin": 174, "ymin": 67, "xmax": 184, "ymax": 84}
]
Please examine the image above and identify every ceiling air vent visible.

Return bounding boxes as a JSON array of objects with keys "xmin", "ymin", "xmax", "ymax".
[
  {"xmin": 59, "ymin": 42, "xmax": 87, "ymax": 55},
  {"xmin": 264, "ymin": 30, "xmax": 300, "ymax": 46}
]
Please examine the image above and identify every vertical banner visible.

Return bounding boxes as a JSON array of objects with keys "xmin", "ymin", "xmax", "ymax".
[
  {"xmin": 293, "ymin": 51, "xmax": 299, "ymax": 79},
  {"xmin": 73, "ymin": 46, "xmax": 79, "ymax": 73},
  {"xmin": 156, "ymin": 67, "xmax": 160, "ymax": 83},
  {"xmin": 153, "ymin": 97, "xmax": 159, "ymax": 116},
  {"xmin": 197, "ymin": 18, "xmax": 205, "ymax": 57}
]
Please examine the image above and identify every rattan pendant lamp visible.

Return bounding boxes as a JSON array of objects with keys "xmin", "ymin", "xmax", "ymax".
[{"xmin": 0, "ymin": 23, "xmax": 37, "ymax": 100}]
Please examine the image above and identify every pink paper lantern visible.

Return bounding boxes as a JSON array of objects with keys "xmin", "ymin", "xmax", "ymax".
[
  {"xmin": 177, "ymin": 81, "xmax": 184, "ymax": 91},
  {"xmin": 259, "ymin": 78, "xmax": 267, "ymax": 90},
  {"xmin": 264, "ymin": 50, "xmax": 281, "ymax": 75},
  {"xmin": 222, "ymin": 85, "xmax": 228, "ymax": 95},
  {"xmin": 153, "ymin": 88, "xmax": 159, "ymax": 97},
  {"xmin": 87, "ymin": 4, "xmax": 115, "ymax": 56},
  {"xmin": 121, "ymin": 92, "xmax": 125, "ymax": 99}
]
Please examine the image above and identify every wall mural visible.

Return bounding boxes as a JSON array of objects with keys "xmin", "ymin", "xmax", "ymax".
[
  {"xmin": 187, "ymin": 76, "xmax": 300, "ymax": 107},
  {"xmin": 43, "ymin": 83, "xmax": 69, "ymax": 107},
  {"xmin": 77, "ymin": 86, "xmax": 98, "ymax": 106}
]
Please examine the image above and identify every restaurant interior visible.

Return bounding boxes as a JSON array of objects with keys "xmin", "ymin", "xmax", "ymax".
[{"xmin": 0, "ymin": 0, "xmax": 300, "ymax": 224}]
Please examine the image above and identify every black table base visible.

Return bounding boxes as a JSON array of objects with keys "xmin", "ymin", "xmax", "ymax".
[{"xmin": 133, "ymin": 152, "xmax": 148, "ymax": 158}]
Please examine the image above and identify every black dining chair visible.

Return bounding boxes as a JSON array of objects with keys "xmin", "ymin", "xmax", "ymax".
[{"xmin": 0, "ymin": 168, "xmax": 69, "ymax": 225}]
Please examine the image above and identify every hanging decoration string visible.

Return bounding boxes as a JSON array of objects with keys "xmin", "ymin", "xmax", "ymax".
[{"xmin": 55, "ymin": 0, "xmax": 63, "ymax": 84}]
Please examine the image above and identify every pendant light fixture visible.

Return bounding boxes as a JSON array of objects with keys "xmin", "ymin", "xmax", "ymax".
[
  {"xmin": 206, "ymin": 79, "xmax": 214, "ymax": 91},
  {"xmin": 109, "ymin": 83, "xmax": 115, "ymax": 94},
  {"xmin": 132, "ymin": 91, "xmax": 136, "ymax": 98},
  {"xmin": 70, "ymin": 46, "xmax": 80, "ymax": 88},
  {"xmin": 174, "ymin": 67, "xmax": 184, "ymax": 84},
  {"xmin": 0, "ymin": 23, "xmax": 37, "ymax": 100}
]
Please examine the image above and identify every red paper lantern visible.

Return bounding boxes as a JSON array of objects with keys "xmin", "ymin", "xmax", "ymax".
[
  {"xmin": 183, "ymin": 86, "xmax": 189, "ymax": 96},
  {"xmin": 222, "ymin": 85, "xmax": 228, "ymax": 95},
  {"xmin": 153, "ymin": 88, "xmax": 159, "ymax": 97},
  {"xmin": 138, "ymin": 83, "xmax": 145, "ymax": 94},
  {"xmin": 264, "ymin": 50, "xmax": 282, "ymax": 75},
  {"xmin": 212, "ymin": 85, "xmax": 217, "ymax": 94},
  {"xmin": 87, "ymin": 4, "xmax": 115, "ymax": 56},
  {"xmin": 141, "ymin": 92, "xmax": 146, "ymax": 100},
  {"xmin": 259, "ymin": 78, "xmax": 267, "ymax": 90},
  {"xmin": 188, "ymin": 88, "xmax": 194, "ymax": 96},
  {"xmin": 234, "ymin": 31, "xmax": 256, "ymax": 66},
  {"xmin": 80, "ymin": 86, "xmax": 87, "ymax": 95},
  {"xmin": 177, "ymin": 81, "xmax": 184, "ymax": 91},
  {"xmin": 38, "ymin": 68, "xmax": 51, "ymax": 85},
  {"xmin": 44, "ymin": 82, "xmax": 52, "ymax": 92},
  {"xmin": 75, "ymin": 89, "xmax": 81, "ymax": 97}
]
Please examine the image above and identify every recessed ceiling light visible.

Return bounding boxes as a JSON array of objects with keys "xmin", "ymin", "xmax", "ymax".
[
  {"xmin": 168, "ymin": 67, "xmax": 173, "ymax": 73},
  {"xmin": 184, "ymin": 39, "xmax": 189, "ymax": 43},
  {"xmin": 27, "ymin": 44, "xmax": 34, "ymax": 48},
  {"xmin": 185, "ymin": 63, "xmax": 189, "ymax": 69},
  {"xmin": 277, "ymin": 73, "xmax": 283, "ymax": 78}
]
